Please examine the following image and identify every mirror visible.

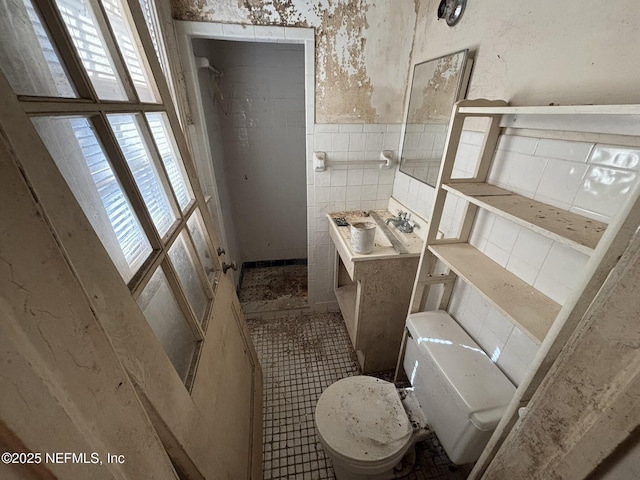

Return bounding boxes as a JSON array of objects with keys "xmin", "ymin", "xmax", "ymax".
[{"xmin": 399, "ymin": 49, "xmax": 473, "ymax": 186}]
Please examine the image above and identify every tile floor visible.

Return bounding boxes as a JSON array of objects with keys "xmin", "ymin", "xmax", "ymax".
[
  {"xmin": 246, "ymin": 307, "xmax": 474, "ymax": 479},
  {"xmin": 239, "ymin": 265, "xmax": 472, "ymax": 480},
  {"xmin": 240, "ymin": 264, "xmax": 309, "ymax": 318}
]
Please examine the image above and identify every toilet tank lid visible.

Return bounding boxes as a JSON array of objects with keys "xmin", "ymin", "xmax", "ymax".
[{"xmin": 406, "ymin": 311, "xmax": 516, "ymax": 430}]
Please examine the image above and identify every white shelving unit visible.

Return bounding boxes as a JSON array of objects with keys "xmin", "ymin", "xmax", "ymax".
[
  {"xmin": 396, "ymin": 98, "xmax": 640, "ymax": 478},
  {"xmin": 407, "ymin": 99, "xmax": 639, "ymax": 345}
]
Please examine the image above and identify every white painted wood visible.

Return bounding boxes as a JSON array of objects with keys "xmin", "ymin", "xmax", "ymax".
[
  {"xmin": 429, "ymin": 243, "xmax": 559, "ymax": 344},
  {"xmin": 503, "ymin": 127, "xmax": 640, "ymax": 149},
  {"xmin": 481, "ymin": 226, "xmax": 640, "ymax": 479},
  {"xmin": 0, "ymin": 130, "xmax": 179, "ymax": 480},
  {"xmin": 459, "ymin": 103, "xmax": 640, "ymax": 115},
  {"xmin": 0, "ymin": 0, "xmax": 264, "ymax": 473},
  {"xmin": 443, "ymin": 183, "xmax": 606, "ymax": 254},
  {"xmin": 467, "ymin": 121, "xmax": 640, "ymax": 480}
]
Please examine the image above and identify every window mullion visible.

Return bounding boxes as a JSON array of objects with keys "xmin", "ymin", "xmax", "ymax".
[
  {"xmin": 182, "ymin": 227, "xmax": 214, "ymax": 300},
  {"xmin": 20, "ymin": 100, "xmax": 165, "ymax": 115},
  {"xmin": 87, "ymin": 0, "xmax": 138, "ymax": 102},
  {"xmin": 126, "ymin": 0, "xmax": 224, "ymax": 271},
  {"xmin": 91, "ymin": 113, "xmax": 162, "ymax": 250},
  {"xmin": 156, "ymin": 104, "xmax": 225, "ymax": 255},
  {"xmin": 126, "ymin": 0, "xmax": 209, "ymax": 214},
  {"xmin": 31, "ymin": 0, "xmax": 95, "ymax": 100},
  {"xmin": 126, "ymin": 0, "xmax": 174, "ymax": 111},
  {"xmin": 137, "ymin": 114, "xmax": 183, "ymax": 220},
  {"xmin": 161, "ymin": 259, "xmax": 205, "ymax": 341}
]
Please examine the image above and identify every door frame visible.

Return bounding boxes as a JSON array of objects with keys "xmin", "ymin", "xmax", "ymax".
[{"xmin": 174, "ymin": 21, "xmax": 315, "ymax": 293}]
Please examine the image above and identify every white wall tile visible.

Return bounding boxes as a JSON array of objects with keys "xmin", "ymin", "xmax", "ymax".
[
  {"xmin": 339, "ymin": 124, "xmax": 363, "ymax": 133},
  {"xmin": 497, "ymin": 135, "xmax": 538, "ymax": 155},
  {"xmin": 315, "ymin": 186, "xmax": 330, "ymax": 203},
  {"xmin": 347, "ymin": 169, "xmax": 363, "ymax": 186},
  {"xmin": 497, "ymin": 342, "xmax": 530, "ymax": 386},
  {"xmin": 376, "ymin": 184, "xmax": 393, "ymax": 200},
  {"xmin": 349, "ymin": 133, "xmax": 367, "ymax": 151},
  {"xmin": 361, "ymin": 185, "xmax": 377, "ymax": 201},
  {"xmin": 379, "ymin": 169, "xmax": 396, "ymax": 185},
  {"xmin": 330, "ymin": 169, "xmax": 347, "ymax": 186},
  {"xmin": 535, "ymin": 139, "xmax": 594, "ymax": 163},
  {"xmin": 365, "ymin": 133, "xmax": 384, "ymax": 152},
  {"xmin": 573, "ymin": 166, "xmax": 638, "ymax": 219},
  {"xmin": 472, "ymin": 209, "xmax": 495, "ymax": 242},
  {"xmin": 363, "ymin": 169, "xmax": 380, "ymax": 185},
  {"xmin": 487, "ymin": 149, "xmax": 512, "ymax": 187},
  {"xmin": 315, "ymin": 124, "xmax": 339, "ymax": 133},
  {"xmin": 345, "ymin": 186, "xmax": 362, "ymax": 202},
  {"xmin": 332, "ymin": 133, "xmax": 350, "ymax": 151},
  {"xmin": 488, "ymin": 216, "xmax": 520, "ymax": 253},
  {"xmin": 383, "ymin": 132, "xmax": 401, "ymax": 150},
  {"xmin": 477, "ymin": 326, "xmax": 505, "ymax": 363},
  {"xmin": 506, "ymin": 153, "xmax": 547, "ymax": 195},
  {"xmin": 535, "ymin": 159, "xmax": 588, "ymax": 206},
  {"xmin": 537, "ymin": 242, "xmax": 589, "ymax": 290},
  {"xmin": 483, "ymin": 241, "xmax": 510, "ymax": 268},
  {"xmin": 509, "ymin": 227, "xmax": 553, "ymax": 272},
  {"xmin": 314, "ymin": 132, "xmax": 332, "ymax": 150},
  {"xmin": 331, "ymin": 186, "xmax": 347, "ymax": 203},
  {"xmin": 484, "ymin": 309, "xmax": 514, "ymax": 344},
  {"xmin": 589, "ymin": 144, "xmax": 640, "ymax": 170}
]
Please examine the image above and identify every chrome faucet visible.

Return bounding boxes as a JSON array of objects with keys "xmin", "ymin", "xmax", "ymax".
[{"xmin": 385, "ymin": 210, "xmax": 417, "ymax": 233}]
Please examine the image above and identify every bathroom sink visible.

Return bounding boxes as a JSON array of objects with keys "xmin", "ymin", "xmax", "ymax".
[
  {"xmin": 327, "ymin": 210, "xmax": 424, "ymax": 263},
  {"xmin": 386, "ymin": 222, "xmax": 417, "ymax": 247}
]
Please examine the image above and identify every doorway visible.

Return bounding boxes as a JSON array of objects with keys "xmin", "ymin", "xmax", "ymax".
[{"xmin": 176, "ymin": 22, "xmax": 315, "ymax": 305}]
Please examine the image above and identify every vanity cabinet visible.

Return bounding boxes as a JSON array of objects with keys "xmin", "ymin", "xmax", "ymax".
[{"xmin": 328, "ymin": 211, "xmax": 421, "ymax": 373}]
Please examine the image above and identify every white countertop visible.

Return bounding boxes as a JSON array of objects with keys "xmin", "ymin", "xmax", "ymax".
[{"xmin": 327, "ymin": 210, "xmax": 424, "ymax": 264}]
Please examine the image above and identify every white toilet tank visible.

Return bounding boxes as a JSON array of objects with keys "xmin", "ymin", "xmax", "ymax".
[{"xmin": 403, "ymin": 310, "xmax": 516, "ymax": 464}]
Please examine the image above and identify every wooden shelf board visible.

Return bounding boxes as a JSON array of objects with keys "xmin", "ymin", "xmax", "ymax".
[
  {"xmin": 443, "ymin": 182, "xmax": 606, "ymax": 254},
  {"xmin": 429, "ymin": 243, "xmax": 560, "ymax": 344},
  {"xmin": 457, "ymin": 104, "xmax": 640, "ymax": 116}
]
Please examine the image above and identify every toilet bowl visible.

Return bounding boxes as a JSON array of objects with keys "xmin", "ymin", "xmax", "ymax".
[
  {"xmin": 314, "ymin": 376, "xmax": 423, "ymax": 480},
  {"xmin": 315, "ymin": 310, "xmax": 516, "ymax": 479}
]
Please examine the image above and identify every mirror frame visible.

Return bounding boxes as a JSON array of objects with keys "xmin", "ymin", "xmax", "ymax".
[{"xmin": 398, "ymin": 49, "xmax": 473, "ymax": 187}]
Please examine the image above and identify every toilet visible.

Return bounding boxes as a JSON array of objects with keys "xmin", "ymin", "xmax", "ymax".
[{"xmin": 315, "ymin": 310, "xmax": 516, "ymax": 479}]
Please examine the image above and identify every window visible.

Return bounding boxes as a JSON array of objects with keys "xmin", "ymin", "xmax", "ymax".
[{"xmin": 0, "ymin": 0, "xmax": 219, "ymax": 385}]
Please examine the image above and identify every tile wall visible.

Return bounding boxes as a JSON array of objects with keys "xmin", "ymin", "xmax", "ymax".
[
  {"xmin": 393, "ymin": 130, "xmax": 640, "ymax": 385},
  {"xmin": 307, "ymin": 124, "xmax": 400, "ymax": 312},
  {"xmin": 177, "ymin": 22, "xmax": 315, "ymax": 288},
  {"xmin": 193, "ymin": 40, "xmax": 308, "ymax": 265}
]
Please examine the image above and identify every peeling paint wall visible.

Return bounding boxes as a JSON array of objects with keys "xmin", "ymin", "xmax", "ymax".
[
  {"xmin": 170, "ymin": 0, "xmax": 418, "ymax": 123},
  {"xmin": 411, "ymin": 0, "xmax": 640, "ymax": 106}
]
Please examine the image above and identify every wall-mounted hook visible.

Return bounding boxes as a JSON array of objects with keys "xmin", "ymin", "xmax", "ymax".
[
  {"xmin": 222, "ymin": 261, "xmax": 238, "ymax": 274},
  {"xmin": 217, "ymin": 247, "xmax": 225, "ymax": 256}
]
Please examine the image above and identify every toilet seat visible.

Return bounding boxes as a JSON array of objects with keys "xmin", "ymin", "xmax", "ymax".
[{"xmin": 315, "ymin": 376, "xmax": 413, "ymax": 468}]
